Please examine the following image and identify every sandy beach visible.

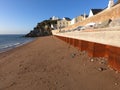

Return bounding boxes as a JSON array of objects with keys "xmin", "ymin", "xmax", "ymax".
[{"xmin": 0, "ymin": 36, "xmax": 120, "ymax": 90}]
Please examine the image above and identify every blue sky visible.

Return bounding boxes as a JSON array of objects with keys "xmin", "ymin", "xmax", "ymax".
[{"xmin": 0, "ymin": 0, "xmax": 117, "ymax": 34}]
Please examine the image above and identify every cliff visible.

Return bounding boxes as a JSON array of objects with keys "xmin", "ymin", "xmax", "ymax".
[{"xmin": 25, "ymin": 20, "xmax": 57, "ymax": 37}]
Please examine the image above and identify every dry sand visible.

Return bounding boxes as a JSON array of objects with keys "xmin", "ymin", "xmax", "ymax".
[{"xmin": 0, "ymin": 36, "xmax": 120, "ymax": 90}]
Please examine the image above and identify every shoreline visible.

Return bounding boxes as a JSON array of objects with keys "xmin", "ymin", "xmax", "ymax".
[
  {"xmin": 0, "ymin": 36, "xmax": 120, "ymax": 90},
  {"xmin": 0, "ymin": 37, "xmax": 36, "ymax": 54},
  {"xmin": 0, "ymin": 37, "xmax": 37, "ymax": 60}
]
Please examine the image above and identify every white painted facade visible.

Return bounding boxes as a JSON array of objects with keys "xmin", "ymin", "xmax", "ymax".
[
  {"xmin": 108, "ymin": 0, "xmax": 114, "ymax": 9},
  {"xmin": 88, "ymin": 10, "xmax": 94, "ymax": 17},
  {"xmin": 83, "ymin": 13, "xmax": 86, "ymax": 20},
  {"xmin": 51, "ymin": 16, "xmax": 59, "ymax": 20},
  {"xmin": 51, "ymin": 24, "xmax": 54, "ymax": 28},
  {"xmin": 71, "ymin": 18, "xmax": 76, "ymax": 25}
]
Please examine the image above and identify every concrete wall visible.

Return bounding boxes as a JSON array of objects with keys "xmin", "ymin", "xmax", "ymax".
[{"xmin": 53, "ymin": 30, "xmax": 120, "ymax": 47}]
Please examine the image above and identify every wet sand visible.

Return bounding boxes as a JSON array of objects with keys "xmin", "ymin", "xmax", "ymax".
[{"xmin": 0, "ymin": 36, "xmax": 120, "ymax": 90}]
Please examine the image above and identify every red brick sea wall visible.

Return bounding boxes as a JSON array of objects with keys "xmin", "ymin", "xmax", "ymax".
[{"xmin": 55, "ymin": 35, "xmax": 120, "ymax": 72}]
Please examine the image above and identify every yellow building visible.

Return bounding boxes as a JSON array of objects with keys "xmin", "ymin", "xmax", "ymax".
[{"xmin": 57, "ymin": 17, "xmax": 71, "ymax": 29}]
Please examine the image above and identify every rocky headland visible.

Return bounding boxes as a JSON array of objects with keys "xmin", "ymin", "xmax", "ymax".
[{"xmin": 25, "ymin": 20, "xmax": 57, "ymax": 37}]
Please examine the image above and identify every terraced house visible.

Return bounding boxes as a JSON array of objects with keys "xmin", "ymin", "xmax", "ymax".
[{"xmin": 57, "ymin": 17, "xmax": 71, "ymax": 29}]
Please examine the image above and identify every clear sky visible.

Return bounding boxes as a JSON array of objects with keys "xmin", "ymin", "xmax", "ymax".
[{"xmin": 0, "ymin": 0, "xmax": 117, "ymax": 34}]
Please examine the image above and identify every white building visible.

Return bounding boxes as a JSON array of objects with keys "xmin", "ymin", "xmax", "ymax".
[
  {"xmin": 108, "ymin": 0, "xmax": 114, "ymax": 9},
  {"xmin": 51, "ymin": 16, "xmax": 59, "ymax": 20},
  {"xmin": 88, "ymin": 9, "xmax": 103, "ymax": 17},
  {"xmin": 71, "ymin": 18, "xmax": 76, "ymax": 25}
]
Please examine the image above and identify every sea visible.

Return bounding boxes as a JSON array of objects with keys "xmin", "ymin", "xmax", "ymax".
[{"xmin": 0, "ymin": 34, "xmax": 35, "ymax": 53}]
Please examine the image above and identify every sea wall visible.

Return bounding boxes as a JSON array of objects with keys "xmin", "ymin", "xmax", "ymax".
[
  {"xmin": 52, "ymin": 3, "xmax": 120, "ymax": 71},
  {"xmin": 55, "ymin": 35, "xmax": 120, "ymax": 72}
]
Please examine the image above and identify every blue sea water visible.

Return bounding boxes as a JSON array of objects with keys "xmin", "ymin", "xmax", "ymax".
[{"xmin": 0, "ymin": 34, "xmax": 35, "ymax": 53}]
